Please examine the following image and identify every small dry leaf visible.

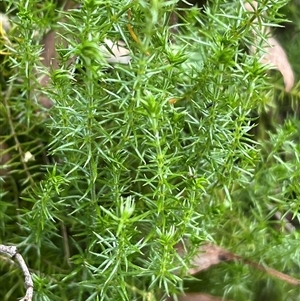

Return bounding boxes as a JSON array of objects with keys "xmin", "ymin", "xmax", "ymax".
[
  {"xmin": 176, "ymin": 242, "xmax": 235, "ymax": 275},
  {"xmin": 24, "ymin": 151, "xmax": 35, "ymax": 163},
  {"xmin": 100, "ymin": 39, "xmax": 131, "ymax": 65},
  {"xmin": 188, "ymin": 244, "xmax": 236, "ymax": 274},
  {"xmin": 169, "ymin": 98, "xmax": 178, "ymax": 105},
  {"xmin": 244, "ymin": 1, "xmax": 294, "ymax": 92},
  {"xmin": 260, "ymin": 37, "xmax": 294, "ymax": 92},
  {"xmin": 0, "ymin": 13, "xmax": 11, "ymax": 32}
]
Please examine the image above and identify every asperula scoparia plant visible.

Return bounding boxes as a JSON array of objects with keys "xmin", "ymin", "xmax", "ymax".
[{"xmin": 0, "ymin": 1, "xmax": 299, "ymax": 301}]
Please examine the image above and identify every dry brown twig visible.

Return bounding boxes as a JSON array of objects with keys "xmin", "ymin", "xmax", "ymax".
[
  {"xmin": 0, "ymin": 244, "xmax": 34, "ymax": 301},
  {"xmin": 182, "ymin": 242, "xmax": 300, "ymax": 286},
  {"xmin": 172, "ymin": 241, "xmax": 300, "ymax": 301}
]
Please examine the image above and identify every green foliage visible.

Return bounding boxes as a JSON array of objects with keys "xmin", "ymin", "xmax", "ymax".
[{"xmin": 0, "ymin": 0, "xmax": 299, "ymax": 301}]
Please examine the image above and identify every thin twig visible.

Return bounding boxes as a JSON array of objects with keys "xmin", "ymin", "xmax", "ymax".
[
  {"xmin": 0, "ymin": 244, "xmax": 34, "ymax": 301},
  {"xmin": 185, "ymin": 243, "xmax": 300, "ymax": 286},
  {"xmin": 243, "ymin": 258, "xmax": 300, "ymax": 286},
  {"xmin": 61, "ymin": 222, "xmax": 71, "ymax": 266}
]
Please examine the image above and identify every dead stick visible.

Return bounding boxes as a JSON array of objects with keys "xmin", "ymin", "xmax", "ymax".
[{"xmin": 0, "ymin": 244, "xmax": 34, "ymax": 301}]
